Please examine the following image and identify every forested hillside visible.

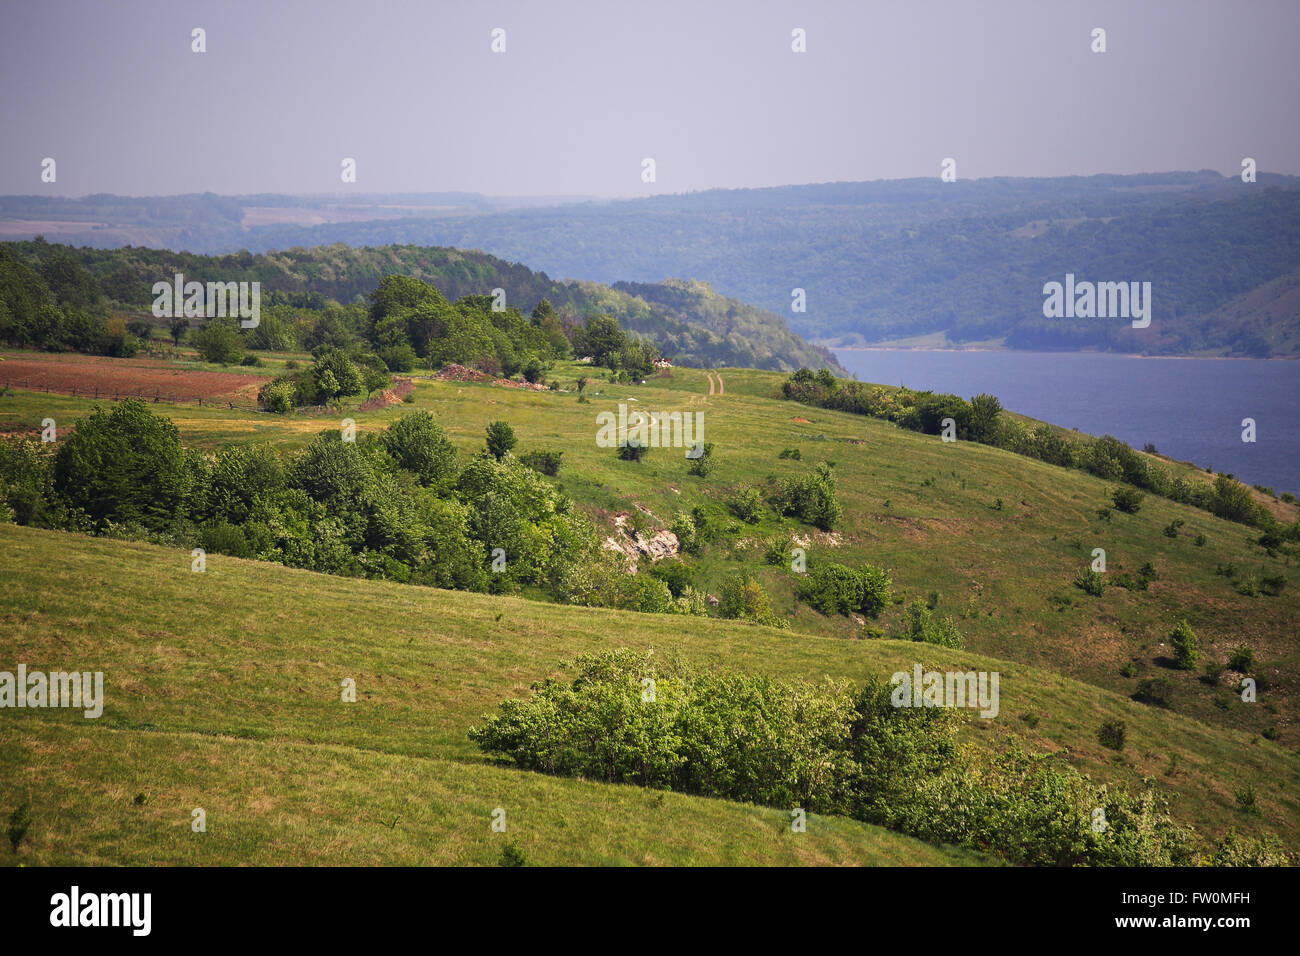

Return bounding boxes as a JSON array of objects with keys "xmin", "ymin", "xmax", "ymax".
[
  {"xmin": 10, "ymin": 172, "xmax": 1293, "ymax": 356},
  {"xmin": 0, "ymin": 240, "xmax": 841, "ymax": 372}
]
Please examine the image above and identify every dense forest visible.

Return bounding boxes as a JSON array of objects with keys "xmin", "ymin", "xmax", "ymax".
[
  {"xmin": 8, "ymin": 173, "xmax": 1297, "ymax": 356},
  {"xmin": 277, "ymin": 174, "xmax": 1295, "ymax": 357},
  {"xmin": 0, "ymin": 240, "xmax": 841, "ymax": 372}
]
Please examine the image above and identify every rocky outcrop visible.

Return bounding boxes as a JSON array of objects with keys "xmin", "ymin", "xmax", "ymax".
[{"xmin": 603, "ymin": 513, "xmax": 680, "ymax": 572}]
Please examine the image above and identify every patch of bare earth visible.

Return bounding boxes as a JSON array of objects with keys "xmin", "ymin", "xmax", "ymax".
[
  {"xmin": 431, "ymin": 364, "xmax": 549, "ymax": 391},
  {"xmin": 0, "ymin": 353, "xmax": 268, "ymax": 402},
  {"xmin": 603, "ymin": 513, "xmax": 680, "ymax": 573},
  {"xmin": 357, "ymin": 378, "xmax": 414, "ymax": 411}
]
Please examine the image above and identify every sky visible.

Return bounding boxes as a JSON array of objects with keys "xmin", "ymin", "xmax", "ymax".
[{"xmin": 2, "ymin": 0, "xmax": 1297, "ymax": 198}]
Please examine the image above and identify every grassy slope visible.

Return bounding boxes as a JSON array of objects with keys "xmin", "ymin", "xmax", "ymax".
[
  {"xmin": 2, "ymin": 354, "xmax": 1296, "ymax": 744},
  {"xmin": 0, "ymin": 524, "xmax": 1295, "ymax": 866},
  {"xmin": 0, "ymin": 524, "xmax": 992, "ymax": 866},
  {"xmin": 1, "ymin": 355, "xmax": 1297, "ymax": 861}
]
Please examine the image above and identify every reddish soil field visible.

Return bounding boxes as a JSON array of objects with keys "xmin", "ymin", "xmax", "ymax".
[{"xmin": 0, "ymin": 353, "xmax": 269, "ymax": 403}]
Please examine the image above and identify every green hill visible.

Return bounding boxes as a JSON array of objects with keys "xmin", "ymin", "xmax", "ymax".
[
  {"xmin": 7, "ymin": 173, "xmax": 1298, "ymax": 355},
  {"xmin": 1, "ymin": 353, "xmax": 1296, "ymax": 864},
  {"xmin": 0, "ymin": 239, "xmax": 842, "ymax": 373},
  {"xmin": 1, "ymin": 522, "xmax": 1294, "ymax": 865}
]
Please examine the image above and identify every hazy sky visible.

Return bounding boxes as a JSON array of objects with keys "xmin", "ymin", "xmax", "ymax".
[{"xmin": 3, "ymin": 0, "xmax": 1297, "ymax": 198}]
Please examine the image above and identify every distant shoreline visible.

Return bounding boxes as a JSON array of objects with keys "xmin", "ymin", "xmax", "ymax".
[{"xmin": 831, "ymin": 346, "xmax": 1297, "ymax": 362}]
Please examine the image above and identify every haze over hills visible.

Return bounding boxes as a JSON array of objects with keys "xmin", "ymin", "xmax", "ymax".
[
  {"xmin": 0, "ymin": 239, "xmax": 841, "ymax": 373},
  {"xmin": 4, "ymin": 171, "xmax": 1300, "ymax": 357}
]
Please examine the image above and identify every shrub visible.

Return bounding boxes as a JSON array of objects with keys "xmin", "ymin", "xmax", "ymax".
[
  {"xmin": 310, "ymin": 346, "xmax": 364, "ymax": 400},
  {"xmin": 1134, "ymin": 676, "xmax": 1174, "ymax": 707},
  {"xmin": 1209, "ymin": 475, "xmax": 1257, "ymax": 523},
  {"xmin": 770, "ymin": 462, "xmax": 842, "ymax": 531},
  {"xmin": 485, "ymin": 420, "xmax": 517, "ymax": 460},
  {"xmin": 1210, "ymin": 829, "xmax": 1291, "ymax": 866},
  {"xmin": 520, "ymin": 450, "xmax": 562, "ymax": 477},
  {"xmin": 1162, "ymin": 519, "xmax": 1184, "ymax": 538},
  {"xmin": 647, "ymin": 558, "xmax": 693, "ymax": 598},
  {"xmin": 686, "ymin": 441, "xmax": 715, "ymax": 477},
  {"xmin": 470, "ymin": 650, "xmax": 852, "ymax": 809},
  {"xmin": 902, "ymin": 599, "xmax": 964, "ymax": 648},
  {"xmin": 240, "ymin": 353, "xmax": 262, "ymax": 367},
  {"xmin": 1169, "ymin": 620, "xmax": 1199, "ymax": 670},
  {"xmin": 1111, "ymin": 486, "xmax": 1145, "ymax": 514},
  {"xmin": 1097, "ymin": 719, "xmax": 1126, "ymax": 751},
  {"xmin": 1113, "ymin": 573, "xmax": 1148, "ymax": 592},
  {"xmin": 669, "ymin": 585, "xmax": 710, "ymax": 617},
  {"xmin": 1119, "ymin": 662, "xmax": 1137, "ymax": 678},
  {"xmin": 1194, "ymin": 533, "xmax": 1207, "ymax": 546},
  {"xmin": 1260, "ymin": 574, "xmax": 1286, "ymax": 596},
  {"xmin": 521, "ymin": 358, "xmax": 545, "ymax": 384},
  {"xmin": 670, "ymin": 511, "xmax": 699, "ymax": 555},
  {"xmin": 499, "ymin": 841, "xmax": 527, "ymax": 867},
  {"xmin": 967, "ymin": 393, "xmax": 1002, "ymax": 443},
  {"xmin": 1235, "ymin": 783, "xmax": 1261, "ymax": 815},
  {"xmin": 719, "ymin": 572, "xmax": 774, "ymax": 621},
  {"xmin": 798, "ymin": 563, "xmax": 891, "ymax": 618},
  {"xmin": 379, "ymin": 342, "xmax": 418, "ymax": 372},
  {"xmin": 617, "ymin": 440, "xmax": 646, "ymax": 462},
  {"xmin": 1073, "ymin": 568, "xmax": 1106, "ymax": 597},
  {"xmin": 778, "ymin": 447, "xmax": 802, "ymax": 460},
  {"xmin": 727, "ymin": 487, "xmax": 765, "ymax": 523},
  {"xmin": 762, "ymin": 535, "xmax": 789, "ymax": 565},
  {"xmin": 7, "ymin": 801, "xmax": 31, "ymax": 853},
  {"xmin": 1228, "ymin": 646, "xmax": 1255, "ymax": 673}
]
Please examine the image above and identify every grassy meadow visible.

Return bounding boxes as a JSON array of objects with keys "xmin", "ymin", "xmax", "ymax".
[{"xmin": 1, "ymin": 351, "xmax": 1297, "ymax": 864}]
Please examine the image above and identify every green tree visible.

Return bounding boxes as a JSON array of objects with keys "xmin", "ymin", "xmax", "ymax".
[
  {"xmin": 311, "ymin": 346, "xmax": 363, "ymax": 399},
  {"xmin": 1170, "ymin": 620, "xmax": 1200, "ymax": 670},
  {"xmin": 485, "ymin": 420, "xmax": 517, "ymax": 461},
  {"xmin": 52, "ymin": 399, "xmax": 190, "ymax": 529},
  {"xmin": 383, "ymin": 411, "xmax": 459, "ymax": 488},
  {"xmin": 191, "ymin": 318, "xmax": 244, "ymax": 365},
  {"xmin": 967, "ymin": 393, "xmax": 1002, "ymax": 443},
  {"xmin": 169, "ymin": 317, "xmax": 188, "ymax": 345}
]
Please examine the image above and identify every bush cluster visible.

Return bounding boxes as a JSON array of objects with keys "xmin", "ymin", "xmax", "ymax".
[{"xmin": 471, "ymin": 651, "xmax": 1249, "ymax": 866}]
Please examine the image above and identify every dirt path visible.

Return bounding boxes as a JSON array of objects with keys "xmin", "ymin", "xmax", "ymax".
[{"xmin": 716, "ymin": 372, "xmax": 724, "ymax": 395}]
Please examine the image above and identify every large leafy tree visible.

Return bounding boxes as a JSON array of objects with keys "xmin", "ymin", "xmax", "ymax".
[
  {"xmin": 382, "ymin": 411, "xmax": 458, "ymax": 488},
  {"xmin": 52, "ymin": 399, "xmax": 190, "ymax": 529}
]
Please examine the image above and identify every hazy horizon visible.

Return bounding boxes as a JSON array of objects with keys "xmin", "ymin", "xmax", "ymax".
[
  {"xmin": 4, "ymin": 0, "xmax": 1298, "ymax": 198},
  {"xmin": 1, "ymin": 167, "xmax": 1286, "ymax": 204}
]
